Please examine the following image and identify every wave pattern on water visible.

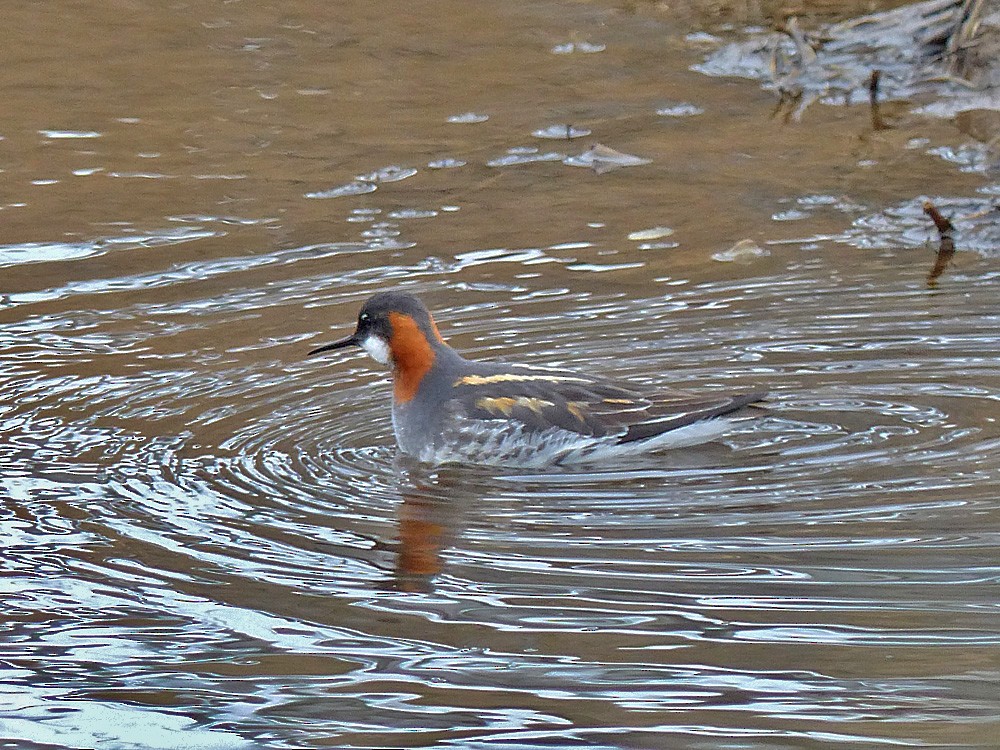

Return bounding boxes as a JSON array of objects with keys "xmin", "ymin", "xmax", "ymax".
[{"xmin": 3, "ymin": 229, "xmax": 1000, "ymax": 749}]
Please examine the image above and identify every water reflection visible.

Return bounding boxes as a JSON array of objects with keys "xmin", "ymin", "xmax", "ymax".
[{"xmin": 393, "ymin": 468, "xmax": 457, "ymax": 591}]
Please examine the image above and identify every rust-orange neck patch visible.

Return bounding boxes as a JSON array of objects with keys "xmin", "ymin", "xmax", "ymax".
[{"xmin": 388, "ymin": 311, "xmax": 436, "ymax": 403}]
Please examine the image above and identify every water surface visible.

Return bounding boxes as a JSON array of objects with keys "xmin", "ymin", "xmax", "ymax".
[{"xmin": 2, "ymin": 1, "xmax": 999, "ymax": 748}]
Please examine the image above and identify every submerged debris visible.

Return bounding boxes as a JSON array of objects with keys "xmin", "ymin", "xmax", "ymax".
[
  {"xmin": 804, "ymin": 195, "xmax": 1000, "ymax": 256},
  {"xmin": 945, "ymin": 0, "xmax": 1000, "ymax": 86},
  {"xmin": 696, "ymin": 0, "xmax": 1000, "ymax": 120}
]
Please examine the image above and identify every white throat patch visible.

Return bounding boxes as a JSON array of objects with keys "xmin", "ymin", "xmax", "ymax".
[{"xmin": 361, "ymin": 335, "xmax": 391, "ymax": 365}]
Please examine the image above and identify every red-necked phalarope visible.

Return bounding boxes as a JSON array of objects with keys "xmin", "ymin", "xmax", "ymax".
[{"xmin": 309, "ymin": 291, "xmax": 765, "ymax": 468}]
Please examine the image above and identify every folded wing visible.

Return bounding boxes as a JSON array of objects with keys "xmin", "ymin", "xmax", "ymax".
[{"xmin": 449, "ymin": 367, "xmax": 764, "ymax": 444}]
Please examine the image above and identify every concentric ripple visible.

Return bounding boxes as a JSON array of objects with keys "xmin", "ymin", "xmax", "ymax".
[{"xmin": 3, "ymin": 224, "xmax": 999, "ymax": 748}]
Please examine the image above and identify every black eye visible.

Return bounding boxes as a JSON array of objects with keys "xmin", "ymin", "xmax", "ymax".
[{"xmin": 359, "ymin": 313, "xmax": 370, "ymax": 324}]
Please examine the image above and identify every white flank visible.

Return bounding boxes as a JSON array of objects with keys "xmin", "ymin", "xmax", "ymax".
[
  {"xmin": 361, "ymin": 335, "xmax": 391, "ymax": 365},
  {"xmin": 420, "ymin": 416, "xmax": 736, "ymax": 469}
]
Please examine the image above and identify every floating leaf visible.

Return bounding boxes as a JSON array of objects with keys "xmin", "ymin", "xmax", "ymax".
[
  {"xmin": 305, "ymin": 181, "xmax": 377, "ymax": 199},
  {"xmin": 712, "ymin": 239, "xmax": 770, "ymax": 263},
  {"xmin": 356, "ymin": 166, "xmax": 418, "ymax": 183},
  {"xmin": 655, "ymin": 103, "xmax": 704, "ymax": 117},
  {"xmin": 533, "ymin": 124, "xmax": 592, "ymax": 139},
  {"xmin": 551, "ymin": 41, "xmax": 606, "ymax": 54},
  {"xmin": 387, "ymin": 209, "xmax": 438, "ymax": 219},
  {"xmin": 427, "ymin": 158, "xmax": 466, "ymax": 169},
  {"xmin": 564, "ymin": 143, "xmax": 651, "ymax": 174},
  {"xmin": 488, "ymin": 148, "xmax": 565, "ymax": 167},
  {"xmin": 447, "ymin": 112, "xmax": 489, "ymax": 124},
  {"xmin": 628, "ymin": 226, "xmax": 674, "ymax": 241}
]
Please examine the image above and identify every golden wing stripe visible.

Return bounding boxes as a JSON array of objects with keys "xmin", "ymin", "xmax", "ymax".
[
  {"xmin": 475, "ymin": 396, "xmax": 554, "ymax": 416},
  {"xmin": 456, "ymin": 373, "xmax": 591, "ymax": 386}
]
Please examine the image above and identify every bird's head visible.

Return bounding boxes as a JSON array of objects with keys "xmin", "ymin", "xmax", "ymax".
[{"xmin": 308, "ymin": 291, "xmax": 447, "ymax": 368}]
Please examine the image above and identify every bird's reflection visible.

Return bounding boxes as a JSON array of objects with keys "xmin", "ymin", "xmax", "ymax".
[
  {"xmin": 395, "ymin": 492, "xmax": 450, "ymax": 590},
  {"xmin": 390, "ymin": 460, "xmax": 474, "ymax": 592}
]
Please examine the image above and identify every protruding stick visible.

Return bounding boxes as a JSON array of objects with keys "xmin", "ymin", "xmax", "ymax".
[{"xmin": 923, "ymin": 200, "xmax": 954, "ymax": 235}]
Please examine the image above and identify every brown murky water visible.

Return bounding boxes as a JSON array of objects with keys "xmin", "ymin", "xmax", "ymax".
[{"xmin": 3, "ymin": 1, "xmax": 999, "ymax": 748}]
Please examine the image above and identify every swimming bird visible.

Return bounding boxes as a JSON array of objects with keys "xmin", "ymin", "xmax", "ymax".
[{"xmin": 309, "ymin": 291, "xmax": 765, "ymax": 467}]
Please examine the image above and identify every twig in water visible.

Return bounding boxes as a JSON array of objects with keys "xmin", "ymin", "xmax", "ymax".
[
  {"xmin": 868, "ymin": 69, "xmax": 881, "ymax": 98},
  {"xmin": 868, "ymin": 69, "xmax": 891, "ymax": 131},
  {"xmin": 923, "ymin": 200, "xmax": 955, "ymax": 234},
  {"xmin": 923, "ymin": 200, "xmax": 956, "ymax": 287}
]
